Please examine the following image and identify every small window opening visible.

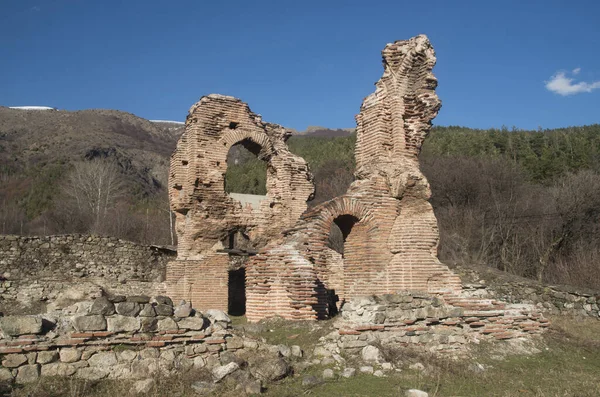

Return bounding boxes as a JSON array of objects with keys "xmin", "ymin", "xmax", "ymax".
[{"xmin": 229, "ymin": 122, "xmax": 239, "ymax": 129}]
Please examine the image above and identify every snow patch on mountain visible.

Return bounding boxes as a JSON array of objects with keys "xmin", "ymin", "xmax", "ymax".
[
  {"xmin": 150, "ymin": 120, "xmax": 185, "ymax": 125},
  {"xmin": 9, "ymin": 106, "xmax": 56, "ymax": 110}
]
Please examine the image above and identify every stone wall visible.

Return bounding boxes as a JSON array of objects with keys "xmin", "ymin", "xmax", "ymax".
[
  {"xmin": 453, "ymin": 265, "xmax": 600, "ymax": 318},
  {"xmin": 0, "ymin": 295, "xmax": 291, "ymax": 386},
  {"xmin": 0, "ymin": 234, "xmax": 174, "ymax": 313},
  {"xmin": 316, "ymin": 292, "xmax": 548, "ymax": 357}
]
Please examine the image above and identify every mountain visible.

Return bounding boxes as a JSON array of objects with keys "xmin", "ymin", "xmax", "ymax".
[
  {"xmin": 0, "ymin": 107, "xmax": 185, "ymax": 222},
  {"xmin": 292, "ymin": 126, "xmax": 355, "ymax": 137}
]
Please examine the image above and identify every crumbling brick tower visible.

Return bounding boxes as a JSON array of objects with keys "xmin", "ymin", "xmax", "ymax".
[
  {"xmin": 245, "ymin": 35, "xmax": 462, "ymax": 321},
  {"xmin": 165, "ymin": 95, "xmax": 314, "ymax": 311}
]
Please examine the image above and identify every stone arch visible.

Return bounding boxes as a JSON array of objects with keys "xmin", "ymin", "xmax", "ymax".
[
  {"xmin": 303, "ymin": 197, "xmax": 381, "ymax": 309},
  {"xmin": 307, "ymin": 199, "xmax": 375, "ymax": 251},
  {"xmin": 219, "ymin": 129, "xmax": 274, "ymax": 159}
]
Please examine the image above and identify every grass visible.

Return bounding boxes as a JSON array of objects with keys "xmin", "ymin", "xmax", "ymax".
[
  {"xmin": 231, "ymin": 316, "xmax": 336, "ymax": 352},
  {"xmin": 264, "ymin": 315, "xmax": 600, "ymax": 397},
  {"xmin": 2, "ymin": 315, "xmax": 599, "ymax": 397}
]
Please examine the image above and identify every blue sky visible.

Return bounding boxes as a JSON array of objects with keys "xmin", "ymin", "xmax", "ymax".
[{"xmin": 1, "ymin": 0, "xmax": 599, "ymax": 130}]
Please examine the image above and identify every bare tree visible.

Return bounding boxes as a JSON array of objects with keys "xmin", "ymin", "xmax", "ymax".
[{"xmin": 63, "ymin": 159, "xmax": 125, "ymax": 233}]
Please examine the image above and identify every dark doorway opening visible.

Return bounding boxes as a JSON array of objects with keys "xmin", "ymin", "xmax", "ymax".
[
  {"xmin": 326, "ymin": 214, "xmax": 359, "ymax": 317},
  {"xmin": 328, "ymin": 214, "xmax": 359, "ymax": 256},
  {"xmin": 228, "ymin": 268, "xmax": 246, "ymax": 316}
]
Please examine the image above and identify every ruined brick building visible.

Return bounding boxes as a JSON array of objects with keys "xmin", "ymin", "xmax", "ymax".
[
  {"xmin": 166, "ymin": 35, "xmax": 466, "ymax": 320},
  {"xmin": 165, "ymin": 95, "xmax": 314, "ymax": 312}
]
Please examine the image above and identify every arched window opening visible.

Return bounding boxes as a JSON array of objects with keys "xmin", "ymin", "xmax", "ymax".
[
  {"xmin": 327, "ymin": 214, "xmax": 359, "ymax": 256},
  {"xmin": 224, "ymin": 139, "xmax": 267, "ymax": 196}
]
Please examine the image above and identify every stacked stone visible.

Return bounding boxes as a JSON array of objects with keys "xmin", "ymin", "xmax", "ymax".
[
  {"xmin": 0, "ymin": 295, "xmax": 250, "ymax": 383},
  {"xmin": 323, "ymin": 292, "xmax": 549, "ymax": 355},
  {"xmin": 0, "ymin": 234, "xmax": 171, "ymax": 282},
  {"xmin": 166, "ymin": 94, "xmax": 314, "ymax": 310},
  {"xmin": 456, "ymin": 265, "xmax": 600, "ymax": 318}
]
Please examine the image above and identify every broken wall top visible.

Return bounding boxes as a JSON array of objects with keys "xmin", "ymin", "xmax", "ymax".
[
  {"xmin": 169, "ymin": 94, "xmax": 314, "ymax": 259},
  {"xmin": 355, "ymin": 34, "xmax": 441, "ymax": 200}
]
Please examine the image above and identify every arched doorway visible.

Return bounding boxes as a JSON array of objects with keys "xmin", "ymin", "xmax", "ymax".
[
  {"xmin": 328, "ymin": 214, "xmax": 359, "ymax": 256},
  {"xmin": 223, "ymin": 138, "xmax": 269, "ymax": 316},
  {"xmin": 326, "ymin": 214, "xmax": 360, "ymax": 315}
]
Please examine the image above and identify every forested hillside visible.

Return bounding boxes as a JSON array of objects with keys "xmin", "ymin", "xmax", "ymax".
[
  {"xmin": 260, "ymin": 125, "xmax": 600, "ymax": 289},
  {"xmin": 0, "ymin": 107, "xmax": 183, "ymax": 244},
  {"xmin": 2, "ymin": 108, "xmax": 599, "ymax": 289}
]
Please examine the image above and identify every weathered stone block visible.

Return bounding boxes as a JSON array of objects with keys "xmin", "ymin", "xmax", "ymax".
[
  {"xmin": 59, "ymin": 348, "xmax": 81, "ymax": 363},
  {"xmin": 0, "ymin": 315, "xmax": 42, "ymax": 336},
  {"xmin": 36, "ymin": 350, "xmax": 59, "ymax": 364},
  {"xmin": 115, "ymin": 302, "xmax": 141, "ymax": 317},
  {"xmin": 174, "ymin": 301, "xmax": 193, "ymax": 318},
  {"xmin": 291, "ymin": 345, "xmax": 303, "ymax": 358},
  {"xmin": 140, "ymin": 317, "xmax": 158, "ymax": 332},
  {"xmin": 361, "ymin": 345, "xmax": 383, "ymax": 363},
  {"xmin": 118, "ymin": 350, "xmax": 138, "ymax": 363},
  {"xmin": 89, "ymin": 297, "xmax": 116, "ymax": 316},
  {"xmin": 41, "ymin": 362, "xmax": 77, "ymax": 377},
  {"xmin": 154, "ymin": 303, "xmax": 173, "ymax": 316},
  {"xmin": 250, "ymin": 357, "xmax": 290, "ymax": 382},
  {"xmin": 205, "ymin": 309, "xmax": 231, "ymax": 323},
  {"xmin": 156, "ymin": 317, "xmax": 178, "ymax": 331},
  {"xmin": 212, "ymin": 362, "xmax": 239, "ymax": 382},
  {"xmin": 177, "ymin": 316, "xmax": 206, "ymax": 331},
  {"xmin": 127, "ymin": 295, "xmax": 151, "ymax": 304},
  {"xmin": 139, "ymin": 348, "xmax": 159, "ymax": 359},
  {"xmin": 2, "ymin": 354, "xmax": 27, "ymax": 368},
  {"xmin": 72, "ymin": 314, "xmax": 107, "ymax": 332},
  {"xmin": 342, "ymin": 367, "xmax": 356, "ymax": 378},
  {"xmin": 130, "ymin": 358, "xmax": 159, "ymax": 379},
  {"xmin": 16, "ymin": 364, "xmax": 40, "ymax": 383},
  {"xmin": 139, "ymin": 304, "xmax": 156, "ymax": 317},
  {"xmin": 76, "ymin": 367, "xmax": 108, "ymax": 380},
  {"xmin": 151, "ymin": 296, "xmax": 173, "ymax": 306},
  {"xmin": 88, "ymin": 351, "xmax": 118, "ymax": 367},
  {"xmin": 0, "ymin": 368, "xmax": 13, "ymax": 381},
  {"xmin": 107, "ymin": 315, "xmax": 141, "ymax": 333}
]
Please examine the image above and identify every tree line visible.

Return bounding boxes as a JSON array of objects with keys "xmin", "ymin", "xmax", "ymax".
[{"xmin": 2, "ymin": 124, "xmax": 600, "ymax": 289}]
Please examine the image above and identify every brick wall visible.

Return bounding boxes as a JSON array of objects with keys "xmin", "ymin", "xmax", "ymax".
[{"xmin": 165, "ymin": 95, "xmax": 314, "ymax": 310}]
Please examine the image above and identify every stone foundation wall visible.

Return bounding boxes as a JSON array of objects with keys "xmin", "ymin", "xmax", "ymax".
[
  {"xmin": 317, "ymin": 292, "xmax": 548, "ymax": 356},
  {"xmin": 454, "ymin": 265, "xmax": 600, "ymax": 318},
  {"xmin": 0, "ymin": 234, "xmax": 173, "ymax": 281},
  {"xmin": 0, "ymin": 295, "xmax": 265, "ymax": 384},
  {"xmin": 0, "ymin": 234, "xmax": 175, "ymax": 313}
]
